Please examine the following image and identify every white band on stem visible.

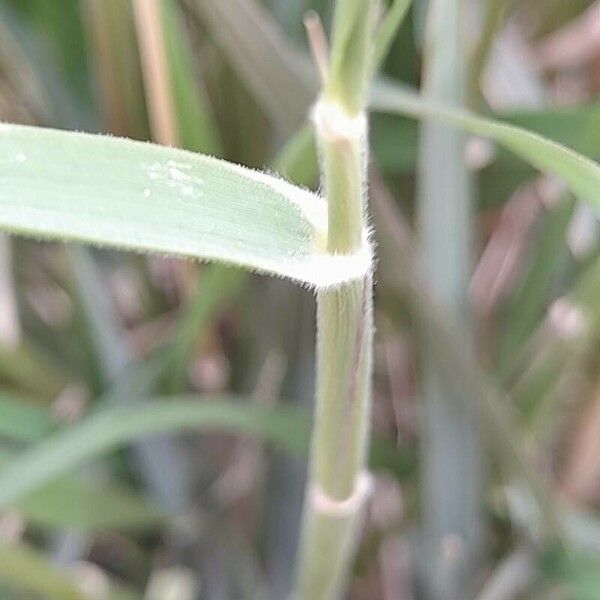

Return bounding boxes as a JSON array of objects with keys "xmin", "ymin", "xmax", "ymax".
[
  {"xmin": 311, "ymin": 97, "xmax": 367, "ymax": 143},
  {"xmin": 309, "ymin": 471, "xmax": 373, "ymax": 518}
]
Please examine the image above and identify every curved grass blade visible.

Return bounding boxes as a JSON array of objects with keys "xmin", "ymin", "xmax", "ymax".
[
  {"xmin": 0, "ymin": 124, "xmax": 370, "ymax": 289},
  {"xmin": 0, "ymin": 395, "xmax": 165, "ymax": 531},
  {"xmin": 0, "ymin": 398, "xmax": 310, "ymax": 509},
  {"xmin": 0, "ymin": 396, "xmax": 413, "ymax": 510},
  {"xmin": 371, "ymin": 81, "xmax": 600, "ymax": 209},
  {"xmin": 480, "ymin": 102, "xmax": 600, "ymax": 207}
]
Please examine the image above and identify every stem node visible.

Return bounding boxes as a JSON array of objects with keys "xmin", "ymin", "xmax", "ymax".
[
  {"xmin": 311, "ymin": 97, "xmax": 367, "ymax": 144},
  {"xmin": 309, "ymin": 471, "xmax": 373, "ymax": 518}
]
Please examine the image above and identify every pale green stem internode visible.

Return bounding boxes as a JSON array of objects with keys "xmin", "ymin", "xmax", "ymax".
[{"xmin": 294, "ymin": 2, "xmax": 375, "ymax": 598}]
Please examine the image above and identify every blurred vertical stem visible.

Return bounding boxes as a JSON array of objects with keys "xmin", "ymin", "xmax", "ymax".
[
  {"xmin": 294, "ymin": 2, "xmax": 375, "ymax": 599},
  {"xmin": 417, "ymin": 0, "xmax": 483, "ymax": 598}
]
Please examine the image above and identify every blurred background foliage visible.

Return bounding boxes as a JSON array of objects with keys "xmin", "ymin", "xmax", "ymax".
[{"xmin": 0, "ymin": 0, "xmax": 600, "ymax": 598}]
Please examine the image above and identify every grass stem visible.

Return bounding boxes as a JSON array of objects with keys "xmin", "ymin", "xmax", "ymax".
[{"xmin": 294, "ymin": 2, "xmax": 375, "ymax": 598}]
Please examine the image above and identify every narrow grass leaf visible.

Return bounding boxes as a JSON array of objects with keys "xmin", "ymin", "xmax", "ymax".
[
  {"xmin": 0, "ymin": 398, "xmax": 310, "ymax": 508},
  {"xmin": 0, "ymin": 124, "xmax": 370, "ymax": 289},
  {"xmin": 0, "ymin": 396, "xmax": 412, "ymax": 510},
  {"xmin": 480, "ymin": 102, "xmax": 600, "ymax": 207},
  {"xmin": 372, "ymin": 81, "xmax": 600, "ymax": 210},
  {"xmin": 160, "ymin": 0, "xmax": 222, "ymax": 155},
  {"xmin": 373, "ymin": 102, "xmax": 600, "ymax": 208},
  {"xmin": 371, "ymin": 0, "xmax": 413, "ymax": 74},
  {"xmin": 0, "ymin": 399, "xmax": 165, "ymax": 531}
]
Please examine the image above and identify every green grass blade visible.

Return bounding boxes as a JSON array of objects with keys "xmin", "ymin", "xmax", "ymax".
[
  {"xmin": 373, "ymin": 101, "xmax": 600, "ymax": 208},
  {"xmin": 0, "ymin": 398, "xmax": 309, "ymax": 508},
  {"xmin": 0, "ymin": 124, "xmax": 370, "ymax": 289},
  {"xmin": 372, "ymin": 178, "xmax": 566, "ymax": 545},
  {"xmin": 326, "ymin": 0, "xmax": 375, "ymax": 112},
  {"xmin": 160, "ymin": 0, "xmax": 222, "ymax": 155},
  {"xmin": 0, "ymin": 397, "xmax": 165, "ymax": 531},
  {"xmin": 0, "ymin": 395, "xmax": 412, "ymax": 511},
  {"xmin": 479, "ymin": 102, "xmax": 600, "ymax": 207},
  {"xmin": 371, "ymin": 81, "xmax": 600, "ymax": 210},
  {"xmin": 0, "ymin": 446, "xmax": 164, "ymax": 531},
  {"xmin": 371, "ymin": 0, "xmax": 413, "ymax": 74}
]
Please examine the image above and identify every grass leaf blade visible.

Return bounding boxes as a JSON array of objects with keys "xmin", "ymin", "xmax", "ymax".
[
  {"xmin": 0, "ymin": 124, "xmax": 370, "ymax": 289},
  {"xmin": 372, "ymin": 81, "xmax": 600, "ymax": 210},
  {"xmin": 0, "ymin": 398, "xmax": 310, "ymax": 509}
]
